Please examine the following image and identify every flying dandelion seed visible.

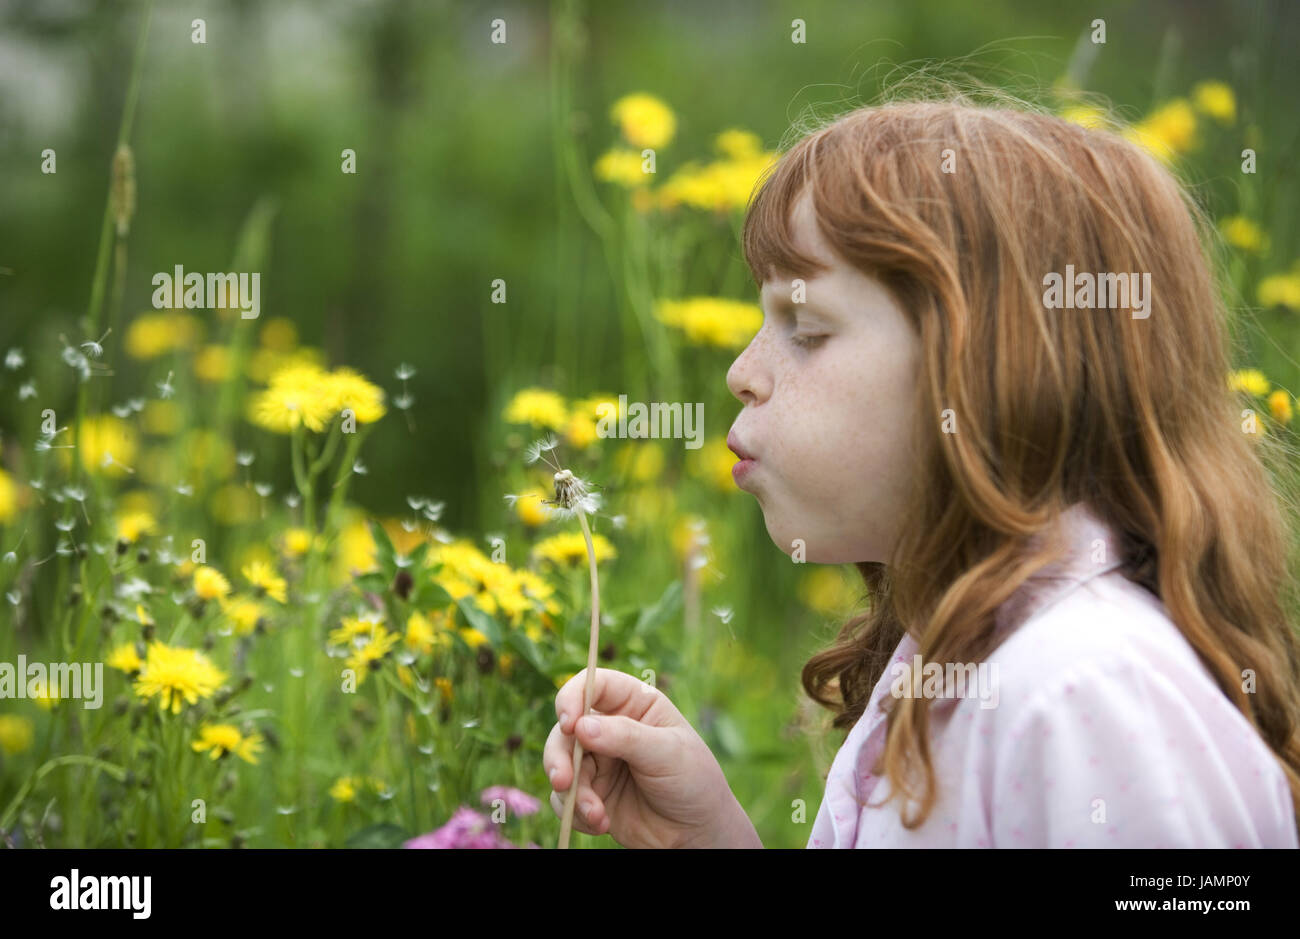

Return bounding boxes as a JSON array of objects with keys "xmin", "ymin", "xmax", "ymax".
[
  {"xmin": 4, "ymin": 348, "xmax": 23, "ymax": 369},
  {"xmin": 80, "ymin": 327, "xmax": 112, "ymax": 359},
  {"xmin": 352, "ymin": 459, "xmax": 367, "ymax": 475},
  {"xmin": 157, "ymin": 371, "xmax": 175, "ymax": 399},
  {"xmin": 395, "ymin": 363, "xmax": 416, "ymax": 381},
  {"xmin": 19, "ymin": 381, "xmax": 36, "ymax": 400}
]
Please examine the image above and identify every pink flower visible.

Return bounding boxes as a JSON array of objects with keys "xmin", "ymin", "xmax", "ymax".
[
  {"xmin": 479, "ymin": 785, "xmax": 541, "ymax": 818},
  {"xmin": 403, "ymin": 806, "xmax": 517, "ymax": 849}
]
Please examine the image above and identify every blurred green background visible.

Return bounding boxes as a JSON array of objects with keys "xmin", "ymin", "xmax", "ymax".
[{"xmin": 2, "ymin": 0, "xmax": 1298, "ymax": 847}]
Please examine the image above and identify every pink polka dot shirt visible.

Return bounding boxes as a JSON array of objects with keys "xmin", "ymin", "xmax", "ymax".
[{"xmin": 807, "ymin": 502, "xmax": 1298, "ymax": 848}]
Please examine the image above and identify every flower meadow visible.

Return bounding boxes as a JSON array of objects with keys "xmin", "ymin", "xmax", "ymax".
[{"xmin": 3, "ymin": 5, "xmax": 1300, "ymax": 850}]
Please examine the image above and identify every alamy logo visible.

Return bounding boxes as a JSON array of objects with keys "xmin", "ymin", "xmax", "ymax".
[
  {"xmin": 0, "ymin": 655, "xmax": 104, "ymax": 709},
  {"xmin": 596, "ymin": 395, "xmax": 704, "ymax": 450},
  {"xmin": 889, "ymin": 655, "xmax": 999, "ymax": 709},
  {"xmin": 50, "ymin": 869, "xmax": 151, "ymax": 919},
  {"xmin": 1042, "ymin": 265, "xmax": 1151, "ymax": 319},
  {"xmin": 151, "ymin": 264, "xmax": 260, "ymax": 319}
]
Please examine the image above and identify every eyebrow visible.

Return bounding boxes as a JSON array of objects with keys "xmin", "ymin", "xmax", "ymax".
[{"xmin": 762, "ymin": 292, "xmax": 832, "ymax": 320}]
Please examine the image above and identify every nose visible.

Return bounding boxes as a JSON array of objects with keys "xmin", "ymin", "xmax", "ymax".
[{"xmin": 726, "ymin": 330, "xmax": 770, "ymax": 405}]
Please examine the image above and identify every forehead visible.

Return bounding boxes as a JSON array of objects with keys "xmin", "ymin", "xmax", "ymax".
[{"xmin": 760, "ymin": 191, "xmax": 841, "ymax": 299}]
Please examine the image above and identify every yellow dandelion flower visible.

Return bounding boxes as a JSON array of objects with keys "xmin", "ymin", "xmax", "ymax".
[
  {"xmin": 1258, "ymin": 273, "xmax": 1300, "ymax": 311},
  {"xmin": 193, "ymin": 565, "xmax": 231, "ymax": 600},
  {"xmin": 1059, "ymin": 104, "xmax": 1109, "ymax": 129},
  {"xmin": 459, "ymin": 626, "xmax": 490, "ymax": 650},
  {"xmin": 133, "ymin": 641, "xmax": 227, "ymax": 714},
  {"xmin": 323, "ymin": 367, "xmax": 386, "ymax": 424},
  {"xmin": 405, "ymin": 611, "xmax": 445, "ymax": 654},
  {"xmin": 435, "ymin": 677, "xmax": 453, "ymax": 704},
  {"xmin": 75, "ymin": 415, "xmax": 138, "ymax": 478},
  {"xmin": 247, "ymin": 372, "xmax": 335, "ymax": 434},
  {"xmin": 614, "ymin": 441, "xmax": 664, "ymax": 482},
  {"xmin": 714, "ymin": 128, "xmax": 763, "ymax": 159},
  {"xmin": 798, "ymin": 566, "xmax": 864, "ymax": 616},
  {"xmin": 512, "ymin": 487, "xmax": 553, "ymax": 527},
  {"xmin": 330, "ymin": 776, "xmax": 358, "ymax": 803},
  {"xmin": 654, "ymin": 297, "xmax": 762, "ymax": 349},
  {"xmin": 1192, "ymin": 80, "xmax": 1235, "ymax": 124},
  {"xmin": 1220, "ymin": 216, "xmax": 1268, "ymax": 254},
  {"xmin": 259, "ymin": 317, "xmax": 298, "ymax": 352},
  {"xmin": 335, "ymin": 517, "xmax": 379, "ymax": 579},
  {"xmin": 241, "ymin": 560, "xmax": 287, "ymax": 603},
  {"xmin": 195, "ymin": 345, "xmax": 233, "ymax": 383},
  {"xmin": 503, "ymin": 388, "xmax": 568, "ymax": 430},
  {"xmin": 689, "ymin": 437, "xmax": 741, "ymax": 492},
  {"xmin": 0, "ymin": 715, "xmax": 34, "ymax": 755},
  {"xmin": 1268, "ymin": 389, "xmax": 1293, "ymax": 424},
  {"xmin": 1123, "ymin": 99, "xmax": 1197, "ymax": 164},
  {"xmin": 219, "ymin": 595, "xmax": 266, "ymax": 635},
  {"xmin": 192, "ymin": 723, "xmax": 263, "ymax": 764},
  {"xmin": 1228, "ymin": 369, "xmax": 1270, "ymax": 396},
  {"xmin": 532, "ymin": 530, "xmax": 616, "ymax": 568},
  {"xmin": 594, "ymin": 148, "xmax": 653, "ymax": 188},
  {"xmin": 282, "ymin": 527, "xmax": 314, "ymax": 558},
  {"xmin": 611, "ymin": 93, "xmax": 676, "ymax": 149},
  {"xmin": 107, "ymin": 643, "xmax": 144, "ymax": 674},
  {"xmin": 0, "ymin": 468, "xmax": 17, "ymax": 524},
  {"xmin": 115, "ymin": 510, "xmax": 156, "ymax": 543},
  {"xmin": 125, "ymin": 310, "xmax": 201, "ymax": 359}
]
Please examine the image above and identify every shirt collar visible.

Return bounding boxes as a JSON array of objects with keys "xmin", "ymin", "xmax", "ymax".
[{"xmin": 992, "ymin": 501, "xmax": 1128, "ymax": 638}]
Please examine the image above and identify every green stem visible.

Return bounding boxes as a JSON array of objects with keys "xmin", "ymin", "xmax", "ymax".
[{"xmin": 0, "ymin": 755, "xmax": 126, "ymax": 833}]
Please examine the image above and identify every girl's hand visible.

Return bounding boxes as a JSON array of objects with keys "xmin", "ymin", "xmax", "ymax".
[{"xmin": 544, "ymin": 667, "xmax": 761, "ymax": 848}]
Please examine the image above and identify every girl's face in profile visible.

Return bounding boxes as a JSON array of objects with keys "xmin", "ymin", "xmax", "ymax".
[{"xmin": 726, "ymin": 191, "xmax": 923, "ymax": 564}]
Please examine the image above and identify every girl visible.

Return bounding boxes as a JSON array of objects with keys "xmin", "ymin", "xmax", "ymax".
[{"xmin": 542, "ymin": 97, "xmax": 1300, "ymax": 848}]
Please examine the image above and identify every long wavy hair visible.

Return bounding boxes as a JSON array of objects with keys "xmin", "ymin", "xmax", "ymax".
[{"xmin": 742, "ymin": 94, "xmax": 1300, "ymax": 835}]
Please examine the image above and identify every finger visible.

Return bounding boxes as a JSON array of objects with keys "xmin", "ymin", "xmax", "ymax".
[
  {"xmin": 550, "ymin": 788, "xmax": 608, "ymax": 837},
  {"xmin": 542, "ymin": 725, "xmax": 604, "ymax": 813},
  {"xmin": 572, "ymin": 712, "xmax": 679, "ymax": 777},
  {"xmin": 542, "ymin": 720, "xmax": 574, "ymax": 789},
  {"xmin": 554, "ymin": 667, "xmax": 661, "ymax": 733}
]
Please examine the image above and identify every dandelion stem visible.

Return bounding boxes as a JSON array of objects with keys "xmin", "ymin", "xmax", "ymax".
[{"xmin": 557, "ymin": 507, "xmax": 600, "ymax": 849}]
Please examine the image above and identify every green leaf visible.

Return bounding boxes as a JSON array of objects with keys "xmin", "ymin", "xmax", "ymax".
[
  {"xmin": 455, "ymin": 596, "xmax": 502, "ymax": 646},
  {"xmin": 711, "ymin": 712, "xmax": 747, "ymax": 758},
  {"xmin": 367, "ymin": 518, "xmax": 398, "ymax": 577},
  {"xmin": 632, "ymin": 579, "xmax": 683, "ymax": 638},
  {"xmin": 345, "ymin": 823, "xmax": 412, "ymax": 849},
  {"xmin": 505, "ymin": 627, "xmax": 548, "ymax": 676}
]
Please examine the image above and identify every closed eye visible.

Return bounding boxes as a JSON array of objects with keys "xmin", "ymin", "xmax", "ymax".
[{"xmin": 790, "ymin": 333, "xmax": 827, "ymax": 349}]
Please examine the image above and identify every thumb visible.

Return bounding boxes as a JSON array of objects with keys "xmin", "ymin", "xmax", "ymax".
[{"xmin": 574, "ymin": 713, "xmax": 677, "ymax": 775}]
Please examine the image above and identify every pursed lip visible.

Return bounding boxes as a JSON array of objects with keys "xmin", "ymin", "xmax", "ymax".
[{"xmin": 726, "ymin": 429, "xmax": 757, "ymax": 463}]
